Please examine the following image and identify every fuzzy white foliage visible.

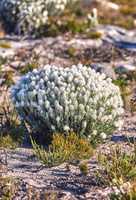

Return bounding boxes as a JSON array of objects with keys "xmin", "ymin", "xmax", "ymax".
[
  {"xmin": 0, "ymin": 0, "xmax": 76, "ymax": 34},
  {"xmin": 11, "ymin": 64, "xmax": 124, "ymax": 138}
]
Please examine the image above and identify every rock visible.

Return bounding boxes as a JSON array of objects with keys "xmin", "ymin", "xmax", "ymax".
[
  {"xmin": 85, "ymin": 188, "xmax": 109, "ymax": 200},
  {"xmin": 115, "ymin": 64, "xmax": 136, "ymax": 74},
  {"xmin": 101, "ymin": 25, "xmax": 136, "ymax": 51},
  {"xmin": 111, "ymin": 134, "xmax": 136, "ymax": 143},
  {"xmin": 0, "ymin": 112, "xmax": 135, "ymax": 199},
  {"xmin": 0, "ymin": 48, "xmax": 14, "ymax": 58},
  {"xmin": 0, "ymin": 78, "xmax": 5, "ymax": 86},
  {"xmin": 97, "ymin": 0, "xmax": 120, "ymax": 10},
  {"xmin": 111, "ymin": 134, "xmax": 127, "ymax": 142},
  {"xmin": 90, "ymin": 63, "xmax": 116, "ymax": 79},
  {"xmin": 68, "ymin": 38, "xmax": 102, "ymax": 49},
  {"xmin": 115, "ymin": 41, "xmax": 136, "ymax": 51},
  {"xmin": 60, "ymin": 192, "xmax": 78, "ymax": 200},
  {"xmin": 10, "ymin": 61, "xmax": 25, "ymax": 69}
]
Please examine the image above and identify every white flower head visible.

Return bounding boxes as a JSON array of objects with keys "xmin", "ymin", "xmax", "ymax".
[
  {"xmin": 92, "ymin": 130, "xmax": 97, "ymax": 136},
  {"xmin": 100, "ymin": 132, "xmax": 107, "ymax": 140},
  {"xmin": 64, "ymin": 125, "xmax": 70, "ymax": 132}
]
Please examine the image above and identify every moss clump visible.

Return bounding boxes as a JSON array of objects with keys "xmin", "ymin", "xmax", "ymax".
[
  {"xmin": 79, "ymin": 161, "xmax": 89, "ymax": 176},
  {"xmin": 67, "ymin": 47, "xmax": 77, "ymax": 57},
  {"xmin": 0, "ymin": 41, "xmax": 11, "ymax": 49},
  {"xmin": 86, "ymin": 31, "xmax": 102, "ymax": 39},
  {"xmin": 61, "ymin": 18, "xmax": 87, "ymax": 34}
]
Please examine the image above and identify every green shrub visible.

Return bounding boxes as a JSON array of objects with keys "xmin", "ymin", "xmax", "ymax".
[
  {"xmin": 31, "ymin": 132, "xmax": 93, "ymax": 167},
  {"xmin": 97, "ymin": 144, "xmax": 136, "ymax": 185},
  {"xmin": 97, "ymin": 142, "xmax": 136, "ymax": 199}
]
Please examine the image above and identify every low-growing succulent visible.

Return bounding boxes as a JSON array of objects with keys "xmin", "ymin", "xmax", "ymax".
[
  {"xmin": 11, "ymin": 64, "xmax": 124, "ymax": 140},
  {"xmin": 0, "ymin": 0, "xmax": 77, "ymax": 34}
]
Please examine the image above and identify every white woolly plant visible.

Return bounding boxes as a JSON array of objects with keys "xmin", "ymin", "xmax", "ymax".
[
  {"xmin": 87, "ymin": 8, "xmax": 99, "ymax": 28},
  {"xmin": 11, "ymin": 64, "xmax": 124, "ymax": 141},
  {"xmin": 0, "ymin": 0, "xmax": 77, "ymax": 34}
]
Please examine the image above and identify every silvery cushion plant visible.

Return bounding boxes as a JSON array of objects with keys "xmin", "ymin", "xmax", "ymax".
[
  {"xmin": 11, "ymin": 64, "xmax": 124, "ymax": 141},
  {"xmin": 0, "ymin": 0, "xmax": 76, "ymax": 34}
]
